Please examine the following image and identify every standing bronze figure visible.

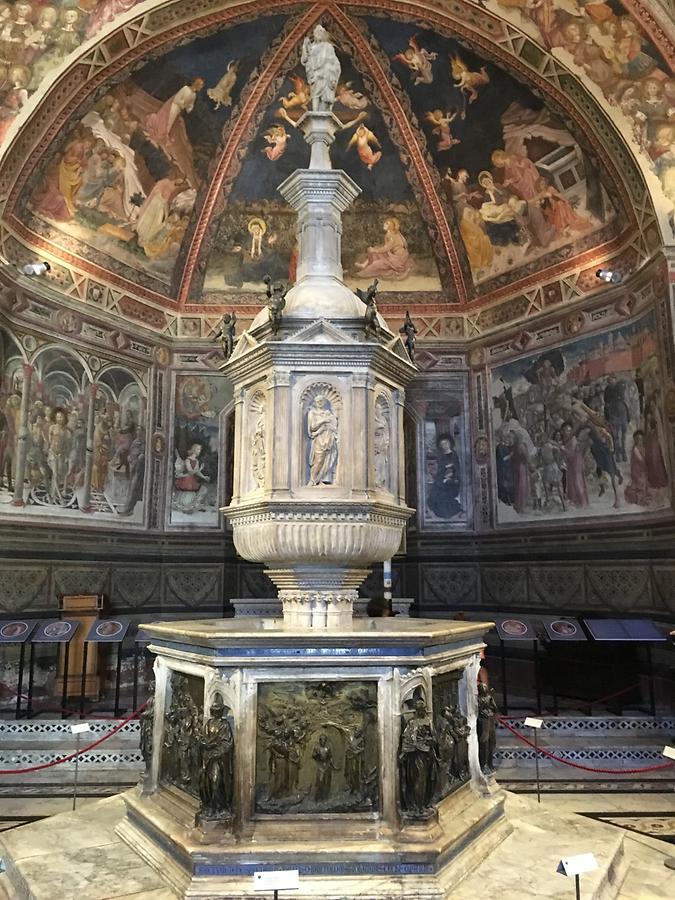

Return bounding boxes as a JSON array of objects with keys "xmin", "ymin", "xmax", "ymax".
[
  {"xmin": 263, "ymin": 274, "xmax": 287, "ymax": 335},
  {"xmin": 312, "ymin": 733, "xmax": 336, "ymax": 802},
  {"xmin": 477, "ymin": 683, "xmax": 498, "ymax": 773},
  {"xmin": 198, "ymin": 693, "xmax": 235, "ymax": 820},
  {"xmin": 139, "ymin": 681, "xmax": 155, "ymax": 774},
  {"xmin": 399, "ymin": 698, "xmax": 438, "ymax": 817},
  {"xmin": 343, "ymin": 726, "xmax": 365, "ymax": 796},
  {"xmin": 355, "ymin": 279, "xmax": 380, "ymax": 339},
  {"xmin": 436, "ymin": 706, "xmax": 456, "ymax": 795},
  {"xmin": 399, "ymin": 310, "xmax": 418, "ymax": 363},
  {"xmin": 215, "ymin": 312, "xmax": 237, "ymax": 360},
  {"xmin": 449, "ymin": 706, "xmax": 471, "ymax": 781}
]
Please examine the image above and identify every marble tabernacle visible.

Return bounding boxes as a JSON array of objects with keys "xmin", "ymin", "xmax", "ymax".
[{"xmin": 117, "ymin": 26, "xmax": 508, "ymax": 899}]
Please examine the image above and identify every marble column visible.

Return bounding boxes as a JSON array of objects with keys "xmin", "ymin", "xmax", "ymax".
[
  {"xmin": 12, "ymin": 363, "xmax": 33, "ymax": 507},
  {"xmin": 80, "ymin": 382, "xmax": 97, "ymax": 513}
]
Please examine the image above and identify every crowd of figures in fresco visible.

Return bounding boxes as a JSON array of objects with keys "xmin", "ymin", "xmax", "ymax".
[
  {"xmin": 29, "ymin": 77, "xmax": 202, "ymax": 275},
  {"xmin": 370, "ymin": 19, "xmax": 617, "ymax": 286},
  {"xmin": 492, "ymin": 315, "xmax": 670, "ymax": 524},
  {"xmin": 0, "ymin": 1, "xmax": 141, "ymax": 146},
  {"xmin": 0, "ymin": 344, "xmax": 146, "ymax": 519},
  {"xmin": 255, "ymin": 681, "xmax": 379, "ymax": 815},
  {"xmin": 492, "ymin": 0, "xmax": 675, "ymax": 215}
]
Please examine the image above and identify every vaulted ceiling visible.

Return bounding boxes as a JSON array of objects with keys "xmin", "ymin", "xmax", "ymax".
[{"xmin": 0, "ymin": 0, "xmax": 672, "ymax": 337}]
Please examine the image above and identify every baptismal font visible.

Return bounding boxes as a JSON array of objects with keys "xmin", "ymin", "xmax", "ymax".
[{"xmin": 117, "ymin": 25, "xmax": 507, "ymax": 899}]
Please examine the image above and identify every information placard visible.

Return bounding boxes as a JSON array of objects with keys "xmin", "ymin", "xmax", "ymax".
[
  {"xmin": 496, "ymin": 617, "xmax": 533, "ymax": 641},
  {"xmin": 85, "ymin": 619, "xmax": 130, "ymax": 643},
  {"xmin": 0, "ymin": 620, "xmax": 36, "ymax": 643},
  {"xmin": 32, "ymin": 620, "xmax": 79, "ymax": 643},
  {"xmin": 541, "ymin": 617, "xmax": 586, "ymax": 641},
  {"xmin": 583, "ymin": 618, "xmax": 666, "ymax": 641}
]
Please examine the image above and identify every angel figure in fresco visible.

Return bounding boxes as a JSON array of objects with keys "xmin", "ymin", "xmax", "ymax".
[
  {"xmin": 392, "ymin": 34, "xmax": 437, "ymax": 85},
  {"xmin": 262, "ymin": 125, "xmax": 289, "ymax": 161},
  {"xmin": 173, "ymin": 443, "xmax": 211, "ymax": 514},
  {"xmin": 450, "ymin": 56, "xmax": 489, "ymax": 119},
  {"xmin": 424, "ymin": 109, "xmax": 460, "ymax": 151},
  {"xmin": 347, "ymin": 124, "xmax": 382, "ymax": 170},
  {"xmin": 336, "ymin": 81, "xmax": 369, "ymax": 110},
  {"xmin": 207, "ymin": 59, "xmax": 239, "ymax": 110},
  {"xmin": 275, "ymin": 74, "xmax": 310, "ymax": 127}
]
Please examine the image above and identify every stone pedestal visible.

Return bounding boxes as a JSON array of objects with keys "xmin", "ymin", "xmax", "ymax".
[{"xmin": 117, "ymin": 616, "xmax": 509, "ymax": 899}]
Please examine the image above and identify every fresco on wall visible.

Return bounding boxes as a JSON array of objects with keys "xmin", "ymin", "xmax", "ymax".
[
  {"xmin": 366, "ymin": 18, "xmax": 620, "ymax": 287},
  {"xmin": 24, "ymin": 16, "xmax": 286, "ymax": 283},
  {"xmin": 203, "ymin": 53, "xmax": 442, "ymax": 295},
  {"xmin": 410, "ymin": 379, "xmax": 471, "ymax": 531},
  {"xmin": 491, "ymin": 312, "xmax": 670, "ymax": 525},
  {"xmin": 170, "ymin": 372, "xmax": 232, "ymax": 527},
  {"xmin": 0, "ymin": 333, "xmax": 147, "ymax": 522},
  {"xmin": 486, "ymin": 0, "xmax": 675, "ymax": 219},
  {"xmin": 0, "ymin": 1, "xmax": 145, "ymax": 148}
]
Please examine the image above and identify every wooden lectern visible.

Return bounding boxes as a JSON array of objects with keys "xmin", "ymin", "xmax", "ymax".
[{"xmin": 57, "ymin": 594, "xmax": 104, "ymax": 698}]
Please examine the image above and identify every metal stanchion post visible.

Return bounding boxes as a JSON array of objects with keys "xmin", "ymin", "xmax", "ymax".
[
  {"xmin": 61, "ymin": 641, "xmax": 70, "ymax": 719},
  {"xmin": 79, "ymin": 642, "xmax": 89, "ymax": 718},
  {"xmin": 114, "ymin": 642, "xmax": 123, "ymax": 716},
  {"xmin": 70, "ymin": 722, "xmax": 90, "ymax": 811},
  {"xmin": 15, "ymin": 643, "xmax": 25, "ymax": 719},
  {"xmin": 500, "ymin": 638, "xmax": 508, "ymax": 714},
  {"xmin": 524, "ymin": 717, "xmax": 543, "ymax": 803},
  {"xmin": 27, "ymin": 642, "xmax": 35, "ymax": 718}
]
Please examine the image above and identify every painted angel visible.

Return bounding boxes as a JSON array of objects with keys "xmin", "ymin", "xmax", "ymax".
[
  {"xmin": 450, "ymin": 56, "xmax": 489, "ymax": 119},
  {"xmin": 207, "ymin": 60, "xmax": 239, "ymax": 110},
  {"xmin": 392, "ymin": 35, "xmax": 437, "ymax": 86},
  {"xmin": 424, "ymin": 109, "xmax": 460, "ymax": 151},
  {"xmin": 280, "ymin": 74, "xmax": 310, "ymax": 112},
  {"xmin": 262, "ymin": 125, "xmax": 289, "ymax": 161},
  {"xmin": 347, "ymin": 124, "xmax": 382, "ymax": 170},
  {"xmin": 335, "ymin": 81, "xmax": 369, "ymax": 110}
]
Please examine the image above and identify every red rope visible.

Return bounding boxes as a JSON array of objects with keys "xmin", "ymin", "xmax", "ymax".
[
  {"xmin": 0, "ymin": 700, "xmax": 149, "ymax": 775},
  {"xmin": 498, "ymin": 716, "xmax": 674, "ymax": 775}
]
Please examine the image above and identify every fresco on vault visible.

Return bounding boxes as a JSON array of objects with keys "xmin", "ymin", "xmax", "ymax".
[
  {"xmin": 203, "ymin": 54, "xmax": 442, "ymax": 295},
  {"xmin": 366, "ymin": 18, "xmax": 621, "ymax": 288},
  {"xmin": 0, "ymin": 1, "xmax": 145, "ymax": 147},
  {"xmin": 0, "ymin": 328, "xmax": 147, "ymax": 523},
  {"xmin": 486, "ymin": 0, "xmax": 675, "ymax": 219},
  {"xmin": 170, "ymin": 373, "xmax": 232, "ymax": 527},
  {"xmin": 24, "ymin": 17, "xmax": 285, "ymax": 282},
  {"xmin": 491, "ymin": 312, "xmax": 670, "ymax": 526}
]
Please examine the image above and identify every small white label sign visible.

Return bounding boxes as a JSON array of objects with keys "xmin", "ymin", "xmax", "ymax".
[
  {"xmin": 663, "ymin": 745, "xmax": 675, "ymax": 760},
  {"xmin": 524, "ymin": 717, "xmax": 543, "ymax": 729},
  {"xmin": 253, "ymin": 870, "xmax": 300, "ymax": 892},
  {"xmin": 70, "ymin": 723, "xmax": 91, "ymax": 735},
  {"xmin": 558, "ymin": 853, "xmax": 598, "ymax": 877}
]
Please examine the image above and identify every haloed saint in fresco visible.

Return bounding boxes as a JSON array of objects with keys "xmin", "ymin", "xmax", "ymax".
[{"xmin": 492, "ymin": 313, "xmax": 670, "ymax": 525}]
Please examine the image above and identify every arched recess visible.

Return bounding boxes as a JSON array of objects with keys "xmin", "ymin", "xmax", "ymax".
[{"xmin": 0, "ymin": 0, "xmax": 666, "ymax": 325}]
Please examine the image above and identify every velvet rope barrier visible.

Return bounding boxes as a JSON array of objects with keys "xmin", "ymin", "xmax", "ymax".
[
  {"xmin": 0, "ymin": 699, "xmax": 149, "ymax": 775},
  {"xmin": 498, "ymin": 716, "xmax": 674, "ymax": 775}
]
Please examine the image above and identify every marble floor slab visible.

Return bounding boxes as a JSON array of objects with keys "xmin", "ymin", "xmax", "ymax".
[{"xmin": 0, "ymin": 791, "xmax": 673, "ymax": 899}]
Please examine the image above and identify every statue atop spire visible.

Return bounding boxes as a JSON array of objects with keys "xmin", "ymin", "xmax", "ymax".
[{"xmin": 301, "ymin": 25, "xmax": 341, "ymax": 112}]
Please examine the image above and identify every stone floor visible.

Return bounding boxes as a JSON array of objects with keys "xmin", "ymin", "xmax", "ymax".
[{"xmin": 0, "ymin": 790, "xmax": 673, "ymax": 899}]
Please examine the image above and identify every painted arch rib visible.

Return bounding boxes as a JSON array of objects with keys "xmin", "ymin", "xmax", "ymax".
[{"xmin": 177, "ymin": 1, "xmax": 332, "ymax": 303}]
